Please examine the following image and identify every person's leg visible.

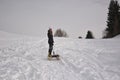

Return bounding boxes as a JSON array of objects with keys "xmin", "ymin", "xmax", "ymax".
[
  {"xmin": 48, "ymin": 44, "xmax": 53, "ymax": 57},
  {"xmin": 49, "ymin": 44, "xmax": 53, "ymax": 54}
]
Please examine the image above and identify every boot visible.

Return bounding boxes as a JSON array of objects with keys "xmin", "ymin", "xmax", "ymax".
[{"xmin": 48, "ymin": 52, "xmax": 51, "ymax": 57}]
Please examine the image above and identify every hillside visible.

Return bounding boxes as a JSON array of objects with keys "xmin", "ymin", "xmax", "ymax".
[
  {"xmin": 0, "ymin": 31, "xmax": 120, "ymax": 80},
  {"xmin": 0, "ymin": 31, "xmax": 26, "ymax": 39}
]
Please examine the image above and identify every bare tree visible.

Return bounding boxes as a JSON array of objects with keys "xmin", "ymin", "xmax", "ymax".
[{"xmin": 54, "ymin": 29, "xmax": 68, "ymax": 37}]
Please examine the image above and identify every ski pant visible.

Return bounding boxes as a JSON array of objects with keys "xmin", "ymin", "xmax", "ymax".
[{"xmin": 49, "ymin": 44, "xmax": 53, "ymax": 55}]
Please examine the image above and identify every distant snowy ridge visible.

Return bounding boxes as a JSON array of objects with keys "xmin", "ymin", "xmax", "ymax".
[
  {"xmin": 0, "ymin": 30, "xmax": 26, "ymax": 39},
  {"xmin": 0, "ymin": 30, "xmax": 40, "ymax": 39},
  {"xmin": 0, "ymin": 30, "xmax": 40, "ymax": 47}
]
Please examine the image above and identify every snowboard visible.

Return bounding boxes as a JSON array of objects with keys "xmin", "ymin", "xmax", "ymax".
[{"xmin": 48, "ymin": 54, "xmax": 60, "ymax": 60}]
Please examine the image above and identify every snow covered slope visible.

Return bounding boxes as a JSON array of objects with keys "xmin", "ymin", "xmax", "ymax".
[
  {"xmin": 0, "ymin": 31, "xmax": 120, "ymax": 80},
  {"xmin": 0, "ymin": 31, "xmax": 27, "ymax": 39},
  {"xmin": 114, "ymin": 34, "xmax": 120, "ymax": 39},
  {"xmin": 0, "ymin": 31, "xmax": 39, "ymax": 47}
]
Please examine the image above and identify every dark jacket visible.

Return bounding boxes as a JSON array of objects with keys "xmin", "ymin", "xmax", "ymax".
[{"xmin": 47, "ymin": 30, "xmax": 54, "ymax": 45}]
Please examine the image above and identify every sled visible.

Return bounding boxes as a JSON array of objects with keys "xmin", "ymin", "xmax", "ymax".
[{"xmin": 48, "ymin": 54, "xmax": 60, "ymax": 60}]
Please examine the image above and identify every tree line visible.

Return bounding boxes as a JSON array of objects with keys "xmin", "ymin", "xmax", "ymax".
[
  {"xmin": 54, "ymin": 0, "xmax": 120, "ymax": 39},
  {"xmin": 54, "ymin": 29, "xmax": 94, "ymax": 39}
]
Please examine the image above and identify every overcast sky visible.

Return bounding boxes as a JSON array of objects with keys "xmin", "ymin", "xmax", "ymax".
[{"xmin": 0, "ymin": 0, "xmax": 120, "ymax": 38}]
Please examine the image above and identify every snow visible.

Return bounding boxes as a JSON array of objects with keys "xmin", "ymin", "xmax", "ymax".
[
  {"xmin": 114, "ymin": 34, "xmax": 120, "ymax": 39},
  {"xmin": 0, "ymin": 31, "xmax": 120, "ymax": 80},
  {"xmin": 0, "ymin": 31, "xmax": 27, "ymax": 39}
]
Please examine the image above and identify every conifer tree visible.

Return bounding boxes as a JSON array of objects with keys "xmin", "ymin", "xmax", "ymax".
[
  {"xmin": 104, "ymin": 0, "xmax": 120, "ymax": 38},
  {"xmin": 86, "ymin": 30, "xmax": 94, "ymax": 39}
]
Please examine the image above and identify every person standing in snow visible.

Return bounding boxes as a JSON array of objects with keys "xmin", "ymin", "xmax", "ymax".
[{"xmin": 47, "ymin": 28, "xmax": 54, "ymax": 57}]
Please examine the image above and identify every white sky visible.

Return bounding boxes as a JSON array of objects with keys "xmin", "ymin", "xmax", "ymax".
[{"xmin": 0, "ymin": 0, "xmax": 119, "ymax": 38}]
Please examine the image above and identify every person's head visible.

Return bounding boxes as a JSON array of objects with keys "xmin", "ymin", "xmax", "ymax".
[
  {"xmin": 49, "ymin": 28, "xmax": 52, "ymax": 32},
  {"xmin": 48, "ymin": 28, "xmax": 53, "ymax": 34}
]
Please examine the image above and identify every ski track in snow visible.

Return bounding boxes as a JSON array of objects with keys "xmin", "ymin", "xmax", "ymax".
[{"xmin": 0, "ymin": 38, "xmax": 120, "ymax": 80}]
